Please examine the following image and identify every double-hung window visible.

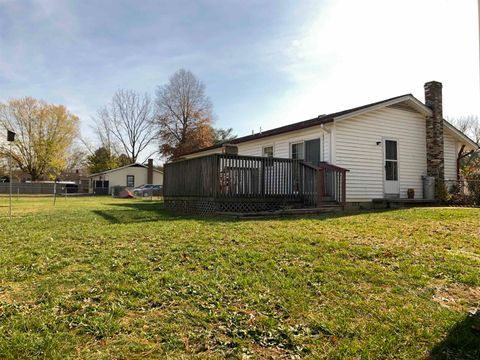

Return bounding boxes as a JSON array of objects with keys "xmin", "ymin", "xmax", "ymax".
[
  {"xmin": 291, "ymin": 142, "xmax": 305, "ymax": 160},
  {"xmin": 126, "ymin": 175, "xmax": 135, "ymax": 187},
  {"xmin": 263, "ymin": 145, "xmax": 274, "ymax": 158}
]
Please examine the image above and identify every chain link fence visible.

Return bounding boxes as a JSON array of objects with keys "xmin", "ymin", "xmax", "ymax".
[
  {"xmin": 0, "ymin": 183, "xmax": 89, "ymax": 196},
  {"xmin": 444, "ymin": 178, "xmax": 480, "ymax": 206}
]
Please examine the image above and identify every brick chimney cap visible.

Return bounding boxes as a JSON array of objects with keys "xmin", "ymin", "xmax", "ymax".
[{"xmin": 424, "ymin": 81, "xmax": 442, "ymax": 88}]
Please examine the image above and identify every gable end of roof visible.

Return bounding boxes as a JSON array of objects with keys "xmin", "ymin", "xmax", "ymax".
[
  {"xmin": 88, "ymin": 163, "xmax": 163, "ymax": 177},
  {"xmin": 443, "ymin": 120, "xmax": 479, "ymax": 149}
]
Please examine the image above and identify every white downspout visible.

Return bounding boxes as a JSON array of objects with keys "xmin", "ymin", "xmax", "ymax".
[{"xmin": 320, "ymin": 123, "xmax": 334, "ymax": 164}]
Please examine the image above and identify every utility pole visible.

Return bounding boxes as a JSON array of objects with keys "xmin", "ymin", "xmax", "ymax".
[
  {"xmin": 9, "ymin": 142, "xmax": 12, "ymax": 217},
  {"xmin": 7, "ymin": 130, "xmax": 15, "ymax": 218},
  {"xmin": 477, "ymin": 0, "xmax": 480, "ymax": 119}
]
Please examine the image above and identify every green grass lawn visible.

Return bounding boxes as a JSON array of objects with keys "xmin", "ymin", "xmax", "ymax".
[{"xmin": 0, "ymin": 197, "xmax": 479, "ymax": 359}]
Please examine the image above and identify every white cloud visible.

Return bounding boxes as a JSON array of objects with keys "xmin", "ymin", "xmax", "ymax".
[
  {"xmin": 250, "ymin": 0, "xmax": 480, "ymax": 132},
  {"xmin": 1, "ymin": 0, "xmax": 478, "ymax": 149}
]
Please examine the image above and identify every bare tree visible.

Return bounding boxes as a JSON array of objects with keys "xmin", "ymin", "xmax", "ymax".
[
  {"xmin": 155, "ymin": 69, "xmax": 214, "ymax": 160},
  {"xmin": 448, "ymin": 115, "xmax": 480, "ymax": 144},
  {"xmin": 213, "ymin": 127, "xmax": 237, "ymax": 145},
  {"xmin": 93, "ymin": 90, "xmax": 156, "ymax": 163},
  {"xmin": 64, "ymin": 142, "xmax": 87, "ymax": 173},
  {"xmin": 94, "ymin": 112, "xmax": 118, "ymax": 155},
  {"xmin": 448, "ymin": 115, "xmax": 480, "ymax": 180}
]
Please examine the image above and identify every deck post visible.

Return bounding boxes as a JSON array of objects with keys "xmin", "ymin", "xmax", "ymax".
[
  {"xmin": 212, "ymin": 154, "xmax": 219, "ymax": 198},
  {"xmin": 316, "ymin": 168, "xmax": 324, "ymax": 207},
  {"xmin": 260, "ymin": 157, "xmax": 265, "ymax": 196}
]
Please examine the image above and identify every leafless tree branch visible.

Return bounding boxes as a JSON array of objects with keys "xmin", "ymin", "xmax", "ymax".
[{"xmin": 93, "ymin": 90, "xmax": 157, "ymax": 163}]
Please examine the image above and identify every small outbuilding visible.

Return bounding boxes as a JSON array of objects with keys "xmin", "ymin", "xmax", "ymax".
[{"xmin": 88, "ymin": 159, "xmax": 163, "ymax": 195}]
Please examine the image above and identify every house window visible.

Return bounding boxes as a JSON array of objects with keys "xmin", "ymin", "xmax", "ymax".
[
  {"xmin": 263, "ymin": 145, "xmax": 274, "ymax": 158},
  {"xmin": 126, "ymin": 175, "xmax": 135, "ymax": 187},
  {"xmin": 291, "ymin": 142, "xmax": 305, "ymax": 160}
]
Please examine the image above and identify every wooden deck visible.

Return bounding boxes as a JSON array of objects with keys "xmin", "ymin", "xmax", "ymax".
[{"xmin": 163, "ymin": 153, "xmax": 348, "ymax": 214}]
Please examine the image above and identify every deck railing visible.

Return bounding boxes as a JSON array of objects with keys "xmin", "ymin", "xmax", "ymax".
[
  {"xmin": 164, "ymin": 153, "xmax": 348, "ymax": 207},
  {"xmin": 300, "ymin": 162, "xmax": 348, "ymax": 208}
]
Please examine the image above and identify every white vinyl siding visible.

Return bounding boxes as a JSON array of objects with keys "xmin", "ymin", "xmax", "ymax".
[
  {"xmin": 89, "ymin": 167, "xmax": 163, "ymax": 194},
  {"xmin": 444, "ymin": 131, "xmax": 458, "ymax": 181},
  {"xmin": 183, "ymin": 125, "xmax": 332, "ymax": 161},
  {"xmin": 334, "ymin": 106, "xmax": 427, "ymax": 202},
  {"xmin": 236, "ymin": 125, "xmax": 332, "ymax": 161}
]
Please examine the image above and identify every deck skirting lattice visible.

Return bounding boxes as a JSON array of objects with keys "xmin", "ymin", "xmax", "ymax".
[{"xmin": 164, "ymin": 197, "xmax": 295, "ymax": 214}]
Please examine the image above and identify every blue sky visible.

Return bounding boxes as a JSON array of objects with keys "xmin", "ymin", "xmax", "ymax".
[{"xmin": 0, "ymin": 0, "xmax": 479, "ymax": 160}]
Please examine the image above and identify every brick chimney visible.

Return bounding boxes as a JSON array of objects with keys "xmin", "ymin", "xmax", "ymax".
[
  {"xmin": 424, "ymin": 81, "xmax": 444, "ymax": 181},
  {"xmin": 147, "ymin": 159, "xmax": 153, "ymax": 184}
]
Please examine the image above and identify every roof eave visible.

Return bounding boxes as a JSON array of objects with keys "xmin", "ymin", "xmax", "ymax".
[
  {"xmin": 333, "ymin": 95, "xmax": 432, "ymax": 122},
  {"xmin": 179, "ymin": 118, "xmax": 334, "ymax": 157},
  {"xmin": 178, "ymin": 94, "xmax": 435, "ymax": 158},
  {"xmin": 443, "ymin": 120, "xmax": 479, "ymax": 149},
  {"xmin": 88, "ymin": 163, "xmax": 163, "ymax": 178}
]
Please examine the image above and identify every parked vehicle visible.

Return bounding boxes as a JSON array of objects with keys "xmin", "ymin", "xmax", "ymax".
[{"xmin": 133, "ymin": 184, "xmax": 162, "ymax": 197}]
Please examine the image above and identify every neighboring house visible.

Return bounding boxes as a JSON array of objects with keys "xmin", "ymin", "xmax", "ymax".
[
  {"xmin": 89, "ymin": 159, "xmax": 163, "ymax": 195},
  {"xmin": 60, "ymin": 169, "xmax": 90, "ymax": 193},
  {"xmin": 174, "ymin": 81, "xmax": 478, "ymax": 206}
]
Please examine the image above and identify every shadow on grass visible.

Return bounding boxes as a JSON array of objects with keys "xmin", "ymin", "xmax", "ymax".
[
  {"xmin": 92, "ymin": 201, "xmax": 176, "ymax": 224},
  {"xmin": 93, "ymin": 200, "xmax": 399, "ymax": 224},
  {"xmin": 430, "ymin": 313, "xmax": 480, "ymax": 359}
]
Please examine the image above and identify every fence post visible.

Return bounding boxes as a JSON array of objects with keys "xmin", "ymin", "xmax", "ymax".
[{"xmin": 53, "ymin": 181, "xmax": 57, "ymax": 205}]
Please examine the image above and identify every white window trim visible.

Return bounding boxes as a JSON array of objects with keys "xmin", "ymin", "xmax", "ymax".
[
  {"xmin": 126, "ymin": 174, "xmax": 135, "ymax": 187},
  {"xmin": 290, "ymin": 141, "xmax": 305, "ymax": 160},
  {"xmin": 290, "ymin": 138, "xmax": 323, "ymax": 162},
  {"xmin": 262, "ymin": 144, "xmax": 275, "ymax": 158}
]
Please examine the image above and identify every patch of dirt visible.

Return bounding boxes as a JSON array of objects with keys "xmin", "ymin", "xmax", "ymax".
[
  {"xmin": 0, "ymin": 283, "xmax": 26, "ymax": 304},
  {"xmin": 0, "ymin": 289, "xmax": 13, "ymax": 304},
  {"xmin": 248, "ymin": 344, "xmax": 296, "ymax": 359},
  {"xmin": 119, "ymin": 309, "xmax": 165, "ymax": 328},
  {"xmin": 432, "ymin": 283, "xmax": 480, "ymax": 312}
]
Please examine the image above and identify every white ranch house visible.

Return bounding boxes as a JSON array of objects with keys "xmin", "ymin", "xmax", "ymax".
[
  {"xmin": 164, "ymin": 81, "xmax": 478, "ymax": 213},
  {"xmin": 89, "ymin": 160, "xmax": 163, "ymax": 195}
]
